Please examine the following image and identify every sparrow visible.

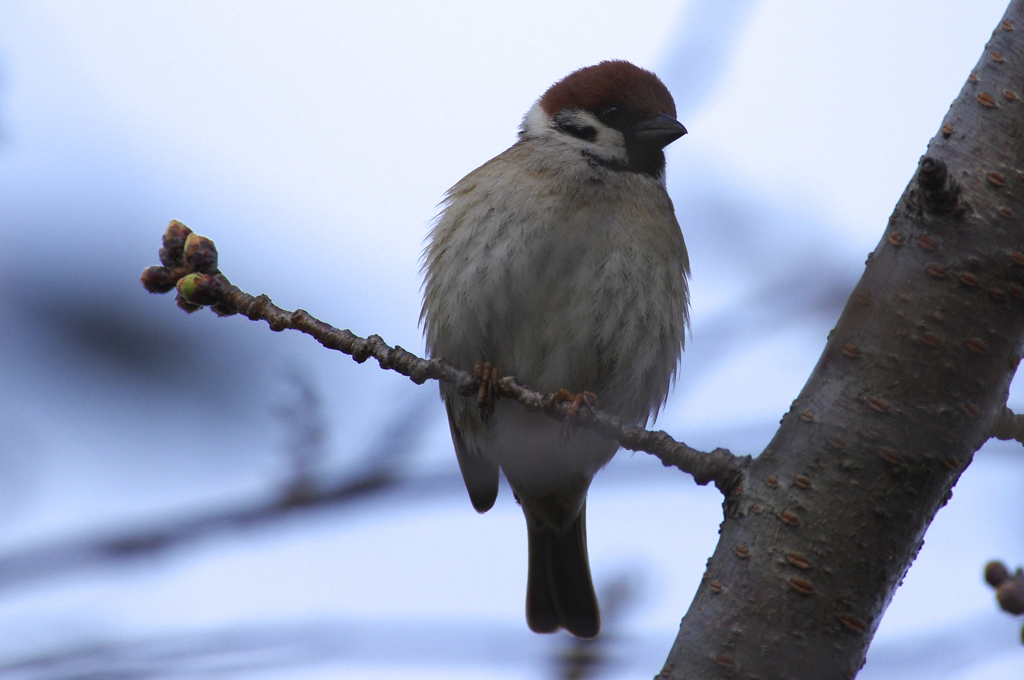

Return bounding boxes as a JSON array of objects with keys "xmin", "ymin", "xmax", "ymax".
[{"xmin": 420, "ymin": 60, "xmax": 689, "ymax": 639}]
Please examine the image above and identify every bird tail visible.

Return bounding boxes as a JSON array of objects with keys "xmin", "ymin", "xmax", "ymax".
[{"xmin": 525, "ymin": 501, "xmax": 600, "ymax": 639}]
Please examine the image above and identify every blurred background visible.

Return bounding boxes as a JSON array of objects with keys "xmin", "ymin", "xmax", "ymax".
[{"xmin": 0, "ymin": 1, "xmax": 1022, "ymax": 678}]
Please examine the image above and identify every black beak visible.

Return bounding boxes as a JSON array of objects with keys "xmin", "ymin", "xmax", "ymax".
[{"xmin": 632, "ymin": 113, "xmax": 687, "ymax": 149}]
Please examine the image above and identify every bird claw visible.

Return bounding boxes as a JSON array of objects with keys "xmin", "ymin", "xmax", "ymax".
[
  {"xmin": 475, "ymin": 361, "xmax": 500, "ymax": 418},
  {"xmin": 554, "ymin": 389, "xmax": 598, "ymax": 441}
]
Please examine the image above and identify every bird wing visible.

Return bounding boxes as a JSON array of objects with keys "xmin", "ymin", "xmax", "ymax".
[{"xmin": 445, "ymin": 398, "xmax": 499, "ymax": 513}]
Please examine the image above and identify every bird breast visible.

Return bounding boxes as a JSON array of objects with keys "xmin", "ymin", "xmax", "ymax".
[{"xmin": 423, "ymin": 136, "xmax": 689, "ymax": 425}]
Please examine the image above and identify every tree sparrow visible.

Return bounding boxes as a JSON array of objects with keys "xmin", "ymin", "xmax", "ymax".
[{"xmin": 421, "ymin": 60, "xmax": 689, "ymax": 638}]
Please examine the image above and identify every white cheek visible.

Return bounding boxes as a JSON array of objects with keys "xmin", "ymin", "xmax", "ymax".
[
  {"xmin": 592, "ymin": 126, "xmax": 627, "ymax": 161},
  {"xmin": 520, "ymin": 101, "xmax": 552, "ymax": 136}
]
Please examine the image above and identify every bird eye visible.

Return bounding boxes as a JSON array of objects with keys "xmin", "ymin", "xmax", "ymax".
[{"xmin": 601, "ymin": 104, "xmax": 625, "ymax": 124}]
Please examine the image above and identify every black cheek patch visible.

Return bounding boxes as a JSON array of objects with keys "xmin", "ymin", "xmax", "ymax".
[
  {"xmin": 559, "ymin": 122, "xmax": 598, "ymax": 142},
  {"xmin": 553, "ymin": 112, "xmax": 598, "ymax": 142}
]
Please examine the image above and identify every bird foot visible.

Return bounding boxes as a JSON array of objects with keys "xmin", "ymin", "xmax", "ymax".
[
  {"xmin": 553, "ymin": 389, "xmax": 598, "ymax": 441},
  {"xmin": 474, "ymin": 361, "xmax": 501, "ymax": 418}
]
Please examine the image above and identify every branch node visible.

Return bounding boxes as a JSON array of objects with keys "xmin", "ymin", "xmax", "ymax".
[
  {"xmin": 991, "ymin": 406, "xmax": 1024, "ymax": 444},
  {"xmin": 916, "ymin": 155, "xmax": 964, "ymax": 215},
  {"xmin": 352, "ymin": 340, "xmax": 371, "ymax": 364}
]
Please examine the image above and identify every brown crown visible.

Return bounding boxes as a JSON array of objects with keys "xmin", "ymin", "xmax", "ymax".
[{"xmin": 538, "ymin": 60, "xmax": 676, "ymax": 119}]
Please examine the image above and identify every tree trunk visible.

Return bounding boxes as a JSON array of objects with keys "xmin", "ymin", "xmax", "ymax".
[{"xmin": 659, "ymin": 2, "xmax": 1024, "ymax": 677}]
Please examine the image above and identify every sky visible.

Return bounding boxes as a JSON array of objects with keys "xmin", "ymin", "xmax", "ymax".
[{"xmin": 0, "ymin": 1, "xmax": 1022, "ymax": 678}]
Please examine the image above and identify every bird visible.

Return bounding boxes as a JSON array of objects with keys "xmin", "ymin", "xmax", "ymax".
[{"xmin": 420, "ymin": 60, "xmax": 689, "ymax": 639}]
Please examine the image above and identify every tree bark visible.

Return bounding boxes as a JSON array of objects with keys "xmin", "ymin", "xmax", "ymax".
[{"xmin": 659, "ymin": 2, "xmax": 1024, "ymax": 678}]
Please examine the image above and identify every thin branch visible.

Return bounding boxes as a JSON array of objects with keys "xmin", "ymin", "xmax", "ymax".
[
  {"xmin": 0, "ymin": 395, "xmax": 439, "ymax": 593},
  {"xmin": 141, "ymin": 220, "xmax": 746, "ymax": 491},
  {"xmin": 0, "ymin": 617, "xmax": 556, "ymax": 679},
  {"xmin": 991, "ymin": 406, "xmax": 1024, "ymax": 445},
  {"xmin": 0, "ymin": 473, "xmax": 417, "ymax": 593}
]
